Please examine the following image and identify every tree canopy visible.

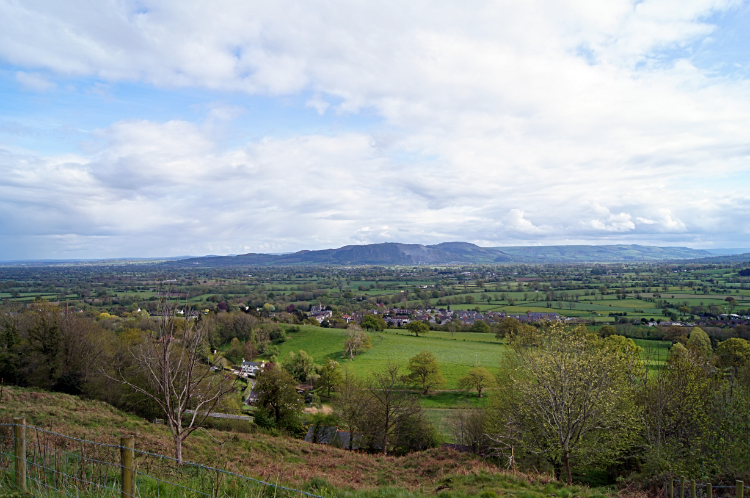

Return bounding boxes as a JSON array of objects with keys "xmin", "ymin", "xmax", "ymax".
[
  {"xmin": 403, "ymin": 350, "xmax": 446, "ymax": 394},
  {"xmin": 317, "ymin": 358, "xmax": 343, "ymax": 396},
  {"xmin": 457, "ymin": 367, "xmax": 495, "ymax": 398},
  {"xmin": 406, "ymin": 321, "xmax": 429, "ymax": 337},
  {"xmin": 255, "ymin": 363, "xmax": 303, "ymax": 426},
  {"xmin": 494, "ymin": 323, "xmax": 641, "ymax": 485},
  {"xmin": 687, "ymin": 327, "xmax": 712, "ymax": 356},
  {"xmin": 469, "ymin": 320, "xmax": 491, "ymax": 334},
  {"xmin": 361, "ymin": 315, "xmax": 386, "ymax": 331}
]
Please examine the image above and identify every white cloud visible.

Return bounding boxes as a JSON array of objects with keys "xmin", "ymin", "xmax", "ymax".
[
  {"xmin": 15, "ymin": 71, "xmax": 55, "ymax": 91},
  {"xmin": 2, "ymin": 1, "xmax": 750, "ymax": 257},
  {"xmin": 586, "ymin": 213, "xmax": 636, "ymax": 232},
  {"xmin": 305, "ymin": 94, "xmax": 330, "ymax": 115},
  {"xmin": 503, "ymin": 209, "xmax": 549, "ymax": 235}
]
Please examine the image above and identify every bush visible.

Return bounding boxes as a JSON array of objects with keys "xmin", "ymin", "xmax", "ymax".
[
  {"xmin": 304, "ymin": 477, "xmax": 333, "ymax": 494},
  {"xmin": 252, "ymin": 407, "xmax": 275, "ymax": 429}
]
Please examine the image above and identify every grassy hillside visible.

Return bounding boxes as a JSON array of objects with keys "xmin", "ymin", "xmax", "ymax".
[{"xmin": 0, "ymin": 386, "xmax": 618, "ymax": 498}]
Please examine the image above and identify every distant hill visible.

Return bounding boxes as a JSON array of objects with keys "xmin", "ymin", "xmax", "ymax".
[
  {"xmin": 489, "ymin": 244, "xmax": 713, "ymax": 263},
  {"xmin": 676, "ymin": 252, "xmax": 750, "ymax": 264},
  {"xmin": 175, "ymin": 242, "xmax": 713, "ymax": 267}
]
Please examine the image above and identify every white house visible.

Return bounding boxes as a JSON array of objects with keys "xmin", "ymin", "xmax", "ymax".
[{"xmin": 240, "ymin": 360, "xmax": 264, "ymax": 377}]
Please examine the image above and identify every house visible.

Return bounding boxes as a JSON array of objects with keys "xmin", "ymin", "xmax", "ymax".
[
  {"xmin": 385, "ymin": 317, "xmax": 410, "ymax": 327},
  {"xmin": 245, "ymin": 379, "xmax": 258, "ymax": 405},
  {"xmin": 310, "ymin": 310, "xmax": 332, "ymax": 323},
  {"xmin": 240, "ymin": 360, "xmax": 264, "ymax": 377}
]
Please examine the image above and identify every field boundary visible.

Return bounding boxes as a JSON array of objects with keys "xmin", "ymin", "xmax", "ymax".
[{"xmin": 0, "ymin": 418, "xmax": 323, "ymax": 498}]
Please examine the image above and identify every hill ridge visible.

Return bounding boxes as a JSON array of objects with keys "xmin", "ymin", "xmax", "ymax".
[{"xmin": 175, "ymin": 242, "xmax": 713, "ymax": 267}]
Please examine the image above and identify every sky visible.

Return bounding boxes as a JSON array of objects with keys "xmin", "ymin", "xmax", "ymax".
[{"xmin": 2, "ymin": 0, "xmax": 750, "ymax": 260}]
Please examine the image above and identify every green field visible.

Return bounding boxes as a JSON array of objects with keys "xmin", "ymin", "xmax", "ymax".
[
  {"xmin": 274, "ymin": 325, "xmax": 673, "ymax": 398},
  {"xmin": 277, "ymin": 325, "xmax": 507, "ymax": 390}
]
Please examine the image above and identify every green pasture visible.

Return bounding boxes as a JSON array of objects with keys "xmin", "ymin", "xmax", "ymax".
[
  {"xmin": 276, "ymin": 325, "xmax": 674, "ymax": 395},
  {"xmin": 424, "ymin": 408, "xmax": 454, "ymax": 442},
  {"xmin": 275, "ymin": 325, "xmax": 506, "ymax": 390},
  {"xmin": 420, "ymin": 390, "xmax": 490, "ymax": 409}
]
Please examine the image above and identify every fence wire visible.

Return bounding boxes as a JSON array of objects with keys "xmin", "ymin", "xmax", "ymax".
[
  {"xmin": 668, "ymin": 478, "xmax": 750, "ymax": 498},
  {"xmin": 0, "ymin": 422, "xmax": 324, "ymax": 498}
]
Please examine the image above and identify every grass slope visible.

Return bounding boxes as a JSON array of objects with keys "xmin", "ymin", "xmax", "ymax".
[{"xmin": 0, "ymin": 386, "xmax": 617, "ymax": 498}]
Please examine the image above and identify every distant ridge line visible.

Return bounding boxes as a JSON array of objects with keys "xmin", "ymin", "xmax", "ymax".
[{"xmin": 172, "ymin": 242, "xmax": 717, "ymax": 267}]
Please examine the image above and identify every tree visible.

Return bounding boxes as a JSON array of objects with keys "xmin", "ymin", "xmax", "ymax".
[
  {"xmin": 403, "ymin": 350, "xmax": 446, "ymax": 394},
  {"xmin": 664, "ymin": 326, "xmax": 688, "ymax": 344},
  {"xmin": 284, "ymin": 350, "xmax": 315, "ymax": 382},
  {"xmin": 224, "ymin": 337, "xmax": 244, "ymax": 364},
  {"xmin": 0, "ymin": 307, "xmax": 22, "ymax": 384},
  {"xmin": 335, "ymin": 369, "xmax": 371, "ymax": 450},
  {"xmin": 406, "ymin": 321, "xmax": 429, "ymax": 337},
  {"xmin": 367, "ymin": 363, "xmax": 423, "ymax": 455},
  {"xmin": 107, "ymin": 295, "xmax": 235, "ymax": 463},
  {"xmin": 361, "ymin": 315, "xmax": 386, "ymax": 331},
  {"xmin": 495, "ymin": 317, "xmax": 522, "ymax": 339},
  {"xmin": 447, "ymin": 406, "xmax": 487, "ymax": 454},
  {"xmin": 255, "ymin": 363, "xmax": 303, "ymax": 425},
  {"xmin": 343, "ymin": 325, "xmax": 372, "ymax": 359},
  {"xmin": 598, "ymin": 325, "xmax": 616, "ymax": 337},
  {"xmin": 686, "ymin": 327, "xmax": 712, "ymax": 356},
  {"xmin": 733, "ymin": 325, "xmax": 750, "ymax": 340},
  {"xmin": 469, "ymin": 320, "xmax": 490, "ymax": 334},
  {"xmin": 716, "ymin": 338, "xmax": 750, "ymax": 369},
  {"xmin": 242, "ymin": 340, "xmax": 258, "ymax": 361},
  {"xmin": 457, "ymin": 367, "xmax": 495, "ymax": 398},
  {"xmin": 26, "ymin": 302, "xmax": 64, "ymax": 388},
  {"xmin": 317, "ymin": 358, "xmax": 343, "ymax": 397},
  {"xmin": 501, "ymin": 323, "xmax": 641, "ymax": 485}
]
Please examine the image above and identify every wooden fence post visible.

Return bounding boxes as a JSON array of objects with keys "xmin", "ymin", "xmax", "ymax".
[
  {"xmin": 707, "ymin": 483, "xmax": 712, "ymax": 498},
  {"xmin": 737, "ymin": 480, "xmax": 744, "ymax": 498},
  {"xmin": 692, "ymin": 480, "xmax": 696, "ymax": 498},
  {"xmin": 669, "ymin": 479, "xmax": 674, "ymax": 498},
  {"xmin": 680, "ymin": 477, "xmax": 685, "ymax": 498},
  {"xmin": 13, "ymin": 418, "xmax": 26, "ymax": 493},
  {"xmin": 120, "ymin": 436, "xmax": 134, "ymax": 498}
]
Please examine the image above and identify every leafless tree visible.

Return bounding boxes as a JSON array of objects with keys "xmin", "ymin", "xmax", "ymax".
[
  {"xmin": 106, "ymin": 291, "xmax": 235, "ymax": 463},
  {"xmin": 368, "ymin": 363, "xmax": 422, "ymax": 455},
  {"xmin": 447, "ymin": 406, "xmax": 487, "ymax": 454},
  {"xmin": 343, "ymin": 324, "xmax": 372, "ymax": 359}
]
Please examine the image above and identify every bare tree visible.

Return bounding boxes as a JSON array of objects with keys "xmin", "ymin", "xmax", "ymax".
[
  {"xmin": 107, "ymin": 292, "xmax": 235, "ymax": 463},
  {"xmin": 335, "ymin": 369, "xmax": 371, "ymax": 450},
  {"xmin": 447, "ymin": 406, "xmax": 487, "ymax": 454},
  {"xmin": 368, "ymin": 363, "xmax": 422, "ymax": 455},
  {"xmin": 343, "ymin": 325, "xmax": 372, "ymax": 359}
]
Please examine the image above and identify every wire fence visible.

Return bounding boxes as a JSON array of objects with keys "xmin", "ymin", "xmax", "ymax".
[
  {"xmin": 668, "ymin": 477, "xmax": 750, "ymax": 498},
  {"xmin": 0, "ymin": 419, "xmax": 325, "ymax": 498}
]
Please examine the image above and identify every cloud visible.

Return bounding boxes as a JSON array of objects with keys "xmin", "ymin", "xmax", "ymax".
[
  {"xmin": 305, "ymin": 94, "xmax": 330, "ymax": 115},
  {"xmin": 584, "ymin": 205, "xmax": 636, "ymax": 232},
  {"xmin": 15, "ymin": 71, "xmax": 55, "ymax": 91},
  {"xmin": 503, "ymin": 209, "xmax": 549, "ymax": 235},
  {"xmin": 2, "ymin": 1, "xmax": 750, "ymax": 257},
  {"xmin": 1, "ymin": 116, "xmax": 749, "ymax": 259}
]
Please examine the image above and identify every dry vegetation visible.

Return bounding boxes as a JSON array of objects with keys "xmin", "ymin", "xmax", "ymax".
[{"xmin": 0, "ymin": 386, "xmax": 616, "ymax": 497}]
